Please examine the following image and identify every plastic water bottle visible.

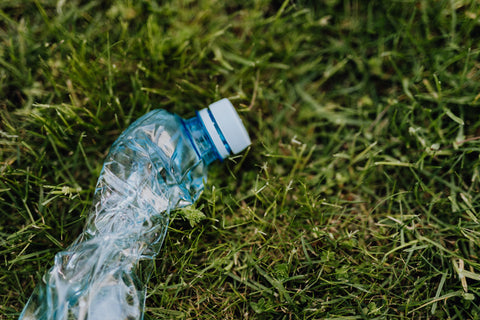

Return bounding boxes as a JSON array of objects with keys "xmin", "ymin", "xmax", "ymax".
[{"xmin": 19, "ymin": 99, "xmax": 251, "ymax": 320}]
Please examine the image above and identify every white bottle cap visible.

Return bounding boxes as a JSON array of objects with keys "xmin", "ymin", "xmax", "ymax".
[{"xmin": 198, "ymin": 99, "xmax": 251, "ymax": 160}]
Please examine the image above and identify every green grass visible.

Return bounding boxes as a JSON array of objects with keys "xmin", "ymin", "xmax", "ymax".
[{"xmin": 2, "ymin": 0, "xmax": 480, "ymax": 318}]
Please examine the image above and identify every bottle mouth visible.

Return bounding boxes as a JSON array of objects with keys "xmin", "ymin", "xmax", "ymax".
[{"xmin": 197, "ymin": 99, "xmax": 251, "ymax": 160}]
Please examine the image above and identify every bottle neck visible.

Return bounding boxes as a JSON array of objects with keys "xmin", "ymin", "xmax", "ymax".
[{"xmin": 182, "ymin": 116, "xmax": 221, "ymax": 165}]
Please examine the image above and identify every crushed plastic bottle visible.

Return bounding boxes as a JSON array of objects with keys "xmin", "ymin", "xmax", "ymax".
[{"xmin": 19, "ymin": 99, "xmax": 251, "ymax": 320}]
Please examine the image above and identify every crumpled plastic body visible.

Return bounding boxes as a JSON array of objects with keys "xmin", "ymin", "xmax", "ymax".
[{"xmin": 20, "ymin": 110, "xmax": 207, "ymax": 320}]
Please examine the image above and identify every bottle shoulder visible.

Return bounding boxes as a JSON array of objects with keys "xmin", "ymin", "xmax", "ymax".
[{"xmin": 94, "ymin": 109, "xmax": 207, "ymax": 214}]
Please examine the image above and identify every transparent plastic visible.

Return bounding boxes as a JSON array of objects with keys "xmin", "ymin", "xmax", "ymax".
[{"xmin": 20, "ymin": 109, "xmax": 225, "ymax": 320}]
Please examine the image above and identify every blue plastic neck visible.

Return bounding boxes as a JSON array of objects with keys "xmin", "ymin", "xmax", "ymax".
[{"xmin": 182, "ymin": 116, "xmax": 220, "ymax": 165}]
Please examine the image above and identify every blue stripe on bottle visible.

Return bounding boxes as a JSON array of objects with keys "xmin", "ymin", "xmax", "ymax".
[{"xmin": 207, "ymin": 109, "xmax": 233, "ymax": 155}]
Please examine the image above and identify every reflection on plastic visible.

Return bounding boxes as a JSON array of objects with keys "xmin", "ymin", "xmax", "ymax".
[{"xmin": 20, "ymin": 110, "xmax": 213, "ymax": 320}]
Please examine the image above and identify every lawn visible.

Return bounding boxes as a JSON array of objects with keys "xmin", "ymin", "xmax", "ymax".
[{"xmin": 2, "ymin": 0, "xmax": 480, "ymax": 319}]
